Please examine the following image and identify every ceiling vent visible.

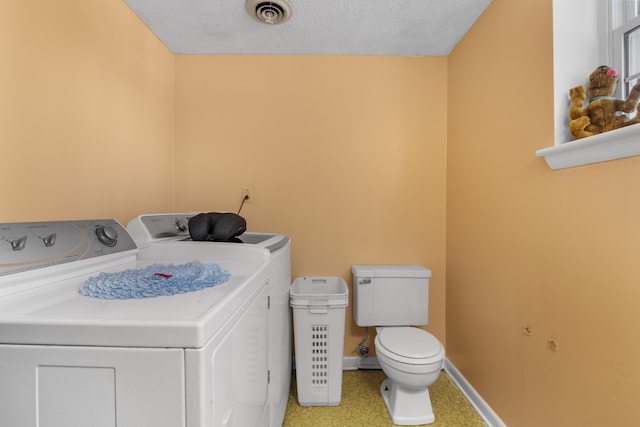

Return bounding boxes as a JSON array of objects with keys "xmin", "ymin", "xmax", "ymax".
[{"xmin": 246, "ymin": 0, "xmax": 293, "ymax": 25}]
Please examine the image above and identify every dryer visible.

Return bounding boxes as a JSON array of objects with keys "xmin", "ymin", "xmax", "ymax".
[
  {"xmin": 127, "ymin": 213, "xmax": 292, "ymax": 427},
  {"xmin": 0, "ymin": 216, "xmax": 291, "ymax": 427}
]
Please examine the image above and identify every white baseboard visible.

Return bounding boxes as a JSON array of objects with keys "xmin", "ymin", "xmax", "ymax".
[
  {"xmin": 291, "ymin": 356, "xmax": 376, "ymax": 371},
  {"xmin": 342, "ymin": 356, "xmax": 361, "ymax": 370},
  {"xmin": 444, "ymin": 359, "xmax": 506, "ymax": 427},
  {"xmin": 343, "ymin": 356, "xmax": 380, "ymax": 370}
]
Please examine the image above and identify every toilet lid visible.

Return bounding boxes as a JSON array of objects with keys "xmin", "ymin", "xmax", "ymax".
[{"xmin": 376, "ymin": 327, "xmax": 443, "ymax": 363}]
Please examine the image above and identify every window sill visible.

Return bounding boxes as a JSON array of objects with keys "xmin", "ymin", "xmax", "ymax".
[{"xmin": 536, "ymin": 124, "xmax": 640, "ymax": 170}]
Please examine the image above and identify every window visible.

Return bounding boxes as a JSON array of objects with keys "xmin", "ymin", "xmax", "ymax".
[
  {"xmin": 610, "ymin": 0, "xmax": 640, "ymax": 98},
  {"xmin": 537, "ymin": 0, "xmax": 640, "ymax": 169}
]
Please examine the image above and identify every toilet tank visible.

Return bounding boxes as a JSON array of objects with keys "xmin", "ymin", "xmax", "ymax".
[{"xmin": 352, "ymin": 265, "xmax": 432, "ymax": 327}]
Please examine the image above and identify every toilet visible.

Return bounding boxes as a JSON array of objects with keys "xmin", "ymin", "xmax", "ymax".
[{"xmin": 352, "ymin": 265, "xmax": 445, "ymax": 425}]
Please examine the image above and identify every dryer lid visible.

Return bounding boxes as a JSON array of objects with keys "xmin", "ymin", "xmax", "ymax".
[{"xmin": 377, "ymin": 327, "xmax": 442, "ymax": 359}]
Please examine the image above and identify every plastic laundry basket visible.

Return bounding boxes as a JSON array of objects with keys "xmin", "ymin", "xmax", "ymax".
[{"xmin": 290, "ymin": 276, "xmax": 348, "ymax": 406}]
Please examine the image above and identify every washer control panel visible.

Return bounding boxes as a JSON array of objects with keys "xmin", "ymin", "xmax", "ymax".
[{"xmin": 0, "ymin": 219, "xmax": 137, "ymax": 276}]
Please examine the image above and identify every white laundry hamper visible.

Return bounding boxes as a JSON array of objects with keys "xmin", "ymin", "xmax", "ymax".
[{"xmin": 290, "ymin": 276, "xmax": 348, "ymax": 406}]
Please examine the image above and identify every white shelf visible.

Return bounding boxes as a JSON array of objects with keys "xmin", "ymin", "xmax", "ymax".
[{"xmin": 536, "ymin": 124, "xmax": 640, "ymax": 170}]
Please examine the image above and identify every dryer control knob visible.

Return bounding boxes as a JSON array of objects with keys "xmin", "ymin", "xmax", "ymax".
[
  {"xmin": 9, "ymin": 236, "xmax": 27, "ymax": 251},
  {"xmin": 175, "ymin": 219, "xmax": 188, "ymax": 232},
  {"xmin": 95, "ymin": 225, "xmax": 118, "ymax": 247},
  {"xmin": 42, "ymin": 233, "xmax": 56, "ymax": 247}
]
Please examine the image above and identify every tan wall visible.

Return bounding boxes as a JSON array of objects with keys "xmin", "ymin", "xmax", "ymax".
[
  {"xmin": 0, "ymin": 0, "xmax": 175, "ymax": 224},
  {"xmin": 448, "ymin": 0, "xmax": 640, "ymax": 425},
  {"xmin": 174, "ymin": 55, "xmax": 448, "ymax": 352}
]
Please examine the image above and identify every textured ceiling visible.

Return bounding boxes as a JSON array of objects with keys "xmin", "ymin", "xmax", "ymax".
[{"xmin": 122, "ymin": 0, "xmax": 493, "ymax": 56}]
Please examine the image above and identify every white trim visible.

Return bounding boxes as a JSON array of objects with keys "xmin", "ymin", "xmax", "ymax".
[
  {"xmin": 613, "ymin": 14, "xmax": 640, "ymax": 97},
  {"xmin": 343, "ymin": 356, "xmax": 362, "ymax": 370},
  {"xmin": 444, "ymin": 359, "xmax": 507, "ymax": 427},
  {"xmin": 356, "ymin": 356, "xmax": 381, "ymax": 370},
  {"xmin": 536, "ymin": 124, "xmax": 640, "ymax": 169},
  {"xmin": 291, "ymin": 356, "xmax": 380, "ymax": 371}
]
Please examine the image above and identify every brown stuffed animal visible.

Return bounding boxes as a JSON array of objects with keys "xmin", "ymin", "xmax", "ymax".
[{"xmin": 568, "ymin": 65, "xmax": 640, "ymax": 139}]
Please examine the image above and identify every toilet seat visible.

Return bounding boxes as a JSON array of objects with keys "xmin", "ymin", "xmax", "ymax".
[{"xmin": 376, "ymin": 327, "xmax": 444, "ymax": 365}]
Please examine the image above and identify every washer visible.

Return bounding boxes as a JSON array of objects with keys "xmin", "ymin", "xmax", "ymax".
[
  {"xmin": 127, "ymin": 213, "xmax": 292, "ymax": 427},
  {"xmin": 0, "ymin": 216, "xmax": 291, "ymax": 427}
]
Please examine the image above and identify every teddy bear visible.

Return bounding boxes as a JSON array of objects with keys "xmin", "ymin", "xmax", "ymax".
[{"xmin": 568, "ymin": 65, "xmax": 640, "ymax": 139}]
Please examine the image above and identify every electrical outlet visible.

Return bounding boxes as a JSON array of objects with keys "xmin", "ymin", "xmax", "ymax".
[{"xmin": 241, "ymin": 186, "xmax": 254, "ymax": 203}]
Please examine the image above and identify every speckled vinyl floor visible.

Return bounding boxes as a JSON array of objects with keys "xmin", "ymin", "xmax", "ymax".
[{"xmin": 282, "ymin": 370, "xmax": 486, "ymax": 427}]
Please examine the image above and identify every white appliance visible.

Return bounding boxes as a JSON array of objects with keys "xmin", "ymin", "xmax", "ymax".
[
  {"xmin": 127, "ymin": 213, "xmax": 292, "ymax": 427},
  {"xmin": 0, "ymin": 216, "xmax": 291, "ymax": 427},
  {"xmin": 352, "ymin": 264, "xmax": 445, "ymax": 426}
]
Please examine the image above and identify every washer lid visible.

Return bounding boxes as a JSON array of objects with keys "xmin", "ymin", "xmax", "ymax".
[
  {"xmin": 377, "ymin": 327, "xmax": 443, "ymax": 360},
  {"xmin": 0, "ymin": 258, "xmax": 269, "ymax": 349}
]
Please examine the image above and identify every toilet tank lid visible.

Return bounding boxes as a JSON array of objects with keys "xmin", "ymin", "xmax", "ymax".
[{"xmin": 351, "ymin": 265, "xmax": 432, "ymax": 278}]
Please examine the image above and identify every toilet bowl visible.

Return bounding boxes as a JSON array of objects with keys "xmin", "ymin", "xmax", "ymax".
[{"xmin": 375, "ymin": 327, "xmax": 445, "ymax": 425}]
